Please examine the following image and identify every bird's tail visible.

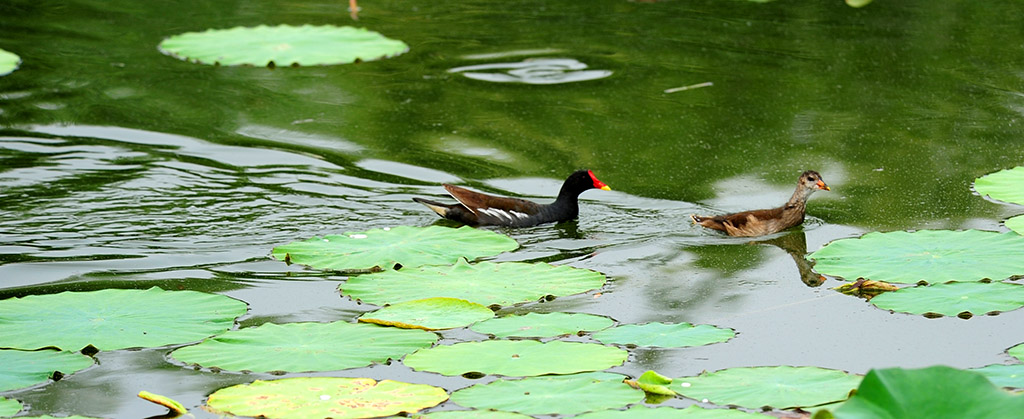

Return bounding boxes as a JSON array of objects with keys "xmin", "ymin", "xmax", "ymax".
[{"xmin": 412, "ymin": 197, "xmax": 451, "ymax": 218}]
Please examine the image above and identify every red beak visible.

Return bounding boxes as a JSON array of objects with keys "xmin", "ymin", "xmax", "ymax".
[{"xmin": 588, "ymin": 170, "xmax": 611, "ymax": 191}]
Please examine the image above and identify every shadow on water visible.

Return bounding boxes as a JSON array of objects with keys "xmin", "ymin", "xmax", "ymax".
[{"xmin": 760, "ymin": 232, "xmax": 826, "ymax": 288}]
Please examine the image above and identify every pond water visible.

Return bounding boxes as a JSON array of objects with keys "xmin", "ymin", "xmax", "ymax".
[{"xmin": 2, "ymin": 0, "xmax": 1024, "ymax": 417}]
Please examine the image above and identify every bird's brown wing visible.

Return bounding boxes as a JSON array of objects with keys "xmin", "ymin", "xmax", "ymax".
[
  {"xmin": 695, "ymin": 207, "xmax": 788, "ymax": 237},
  {"xmin": 444, "ymin": 184, "xmax": 543, "ymax": 225}
]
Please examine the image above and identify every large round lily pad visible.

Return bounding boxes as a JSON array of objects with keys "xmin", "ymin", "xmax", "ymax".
[
  {"xmin": 207, "ymin": 377, "xmax": 447, "ymax": 418},
  {"xmin": 974, "ymin": 166, "xmax": 1024, "ymax": 206},
  {"xmin": 159, "ymin": 24, "xmax": 408, "ymax": 67},
  {"xmin": 450, "ymin": 373, "xmax": 643, "ymax": 416},
  {"xmin": 341, "ymin": 259, "xmax": 606, "ymax": 306},
  {"xmin": 808, "ymin": 230, "xmax": 1024, "ymax": 284},
  {"xmin": 404, "ymin": 340, "xmax": 627, "ymax": 377},
  {"xmin": 0, "ymin": 349, "xmax": 94, "ymax": 392},
  {"xmin": 171, "ymin": 321, "xmax": 437, "ymax": 372},
  {"xmin": 574, "ymin": 405, "xmax": 773, "ymax": 418},
  {"xmin": 273, "ymin": 226, "xmax": 518, "ymax": 271},
  {"xmin": 971, "ymin": 364, "xmax": 1024, "ymax": 389},
  {"xmin": 869, "ymin": 281, "xmax": 1024, "ymax": 317},
  {"xmin": 470, "ymin": 312, "xmax": 614, "ymax": 338},
  {"xmin": 831, "ymin": 366, "xmax": 1024, "ymax": 418},
  {"xmin": 674, "ymin": 366, "xmax": 861, "ymax": 409},
  {"xmin": 0, "ymin": 398, "xmax": 21, "ymax": 417},
  {"xmin": 0, "ymin": 48, "xmax": 20, "ymax": 76},
  {"xmin": 358, "ymin": 297, "xmax": 494, "ymax": 330},
  {"xmin": 0, "ymin": 287, "xmax": 247, "ymax": 351},
  {"xmin": 592, "ymin": 322, "xmax": 735, "ymax": 348}
]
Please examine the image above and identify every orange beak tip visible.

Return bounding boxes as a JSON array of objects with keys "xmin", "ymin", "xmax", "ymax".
[{"xmin": 601, "ymin": 185, "xmax": 611, "ymax": 191}]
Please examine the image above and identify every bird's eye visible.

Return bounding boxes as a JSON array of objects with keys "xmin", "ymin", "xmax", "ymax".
[{"xmin": 808, "ymin": 176, "xmax": 817, "ymax": 181}]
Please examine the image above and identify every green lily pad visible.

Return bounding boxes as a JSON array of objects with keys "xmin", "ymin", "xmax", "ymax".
[
  {"xmin": 470, "ymin": 312, "xmax": 614, "ymax": 338},
  {"xmin": 0, "ymin": 349, "xmax": 94, "ymax": 392},
  {"xmin": 593, "ymin": 322, "xmax": 735, "ymax": 348},
  {"xmin": 674, "ymin": 366, "xmax": 861, "ymax": 409},
  {"xmin": 0, "ymin": 398, "xmax": 22, "ymax": 416},
  {"xmin": 404, "ymin": 340, "xmax": 627, "ymax": 377},
  {"xmin": 159, "ymin": 24, "xmax": 408, "ymax": 67},
  {"xmin": 1010, "ymin": 343, "xmax": 1024, "ymax": 362},
  {"xmin": 971, "ymin": 364, "xmax": 1024, "ymax": 389},
  {"xmin": 975, "ymin": 166, "xmax": 1024, "ymax": 206},
  {"xmin": 16, "ymin": 416, "xmax": 99, "ymax": 419},
  {"xmin": 869, "ymin": 281, "xmax": 1024, "ymax": 317},
  {"xmin": 809, "ymin": 230, "xmax": 1024, "ymax": 284},
  {"xmin": 358, "ymin": 297, "xmax": 494, "ymax": 330},
  {"xmin": 415, "ymin": 410, "xmax": 533, "ymax": 419},
  {"xmin": 273, "ymin": 226, "xmax": 518, "ymax": 271},
  {"xmin": 845, "ymin": 0, "xmax": 873, "ymax": 7},
  {"xmin": 625, "ymin": 370, "xmax": 676, "ymax": 396},
  {"xmin": 831, "ymin": 366, "xmax": 1024, "ymax": 418},
  {"xmin": 1006, "ymin": 215, "xmax": 1024, "ymax": 235},
  {"xmin": 171, "ymin": 321, "xmax": 437, "ymax": 372},
  {"xmin": 451, "ymin": 373, "xmax": 643, "ymax": 416},
  {"xmin": 207, "ymin": 377, "xmax": 447, "ymax": 418},
  {"xmin": 575, "ymin": 405, "xmax": 773, "ymax": 418},
  {"xmin": 341, "ymin": 259, "xmax": 606, "ymax": 306},
  {"xmin": 0, "ymin": 48, "xmax": 20, "ymax": 76},
  {"xmin": 0, "ymin": 287, "xmax": 247, "ymax": 351}
]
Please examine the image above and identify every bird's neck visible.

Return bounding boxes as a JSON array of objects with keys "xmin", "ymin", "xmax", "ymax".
[
  {"xmin": 784, "ymin": 186, "xmax": 813, "ymax": 211},
  {"xmin": 546, "ymin": 187, "xmax": 583, "ymax": 217}
]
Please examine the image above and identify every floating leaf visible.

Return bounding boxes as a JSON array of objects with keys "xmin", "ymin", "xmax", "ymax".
[
  {"xmin": 869, "ymin": 281, "xmax": 1024, "ymax": 317},
  {"xmin": 416, "ymin": 410, "xmax": 533, "ymax": 419},
  {"xmin": 448, "ymin": 58, "xmax": 612, "ymax": 84},
  {"xmin": 171, "ymin": 321, "xmax": 437, "ymax": 372},
  {"xmin": 974, "ymin": 166, "xmax": 1024, "ymax": 206},
  {"xmin": 470, "ymin": 312, "xmax": 614, "ymax": 338},
  {"xmin": 674, "ymin": 366, "xmax": 861, "ymax": 409},
  {"xmin": 0, "ymin": 48, "xmax": 20, "ymax": 76},
  {"xmin": 451, "ymin": 373, "xmax": 643, "ymax": 416},
  {"xmin": 0, "ymin": 349, "xmax": 94, "ymax": 392},
  {"xmin": 593, "ymin": 322, "xmax": 735, "ymax": 348},
  {"xmin": 138, "ymin": 391, "xmax": 187, "ymax": 415},
  {"xmin": 342, "ymin": 259, "xmax": 605, "ymax": 306},
  {"xmin": 575, "ymin": 405, "xmax": 773, "ymax": 418},
  {"xmin": 809, "ymin": 230, "xmax": 1024, "ymax": 284},
  {"xmin": 833, "ymin": 279, "xmax": 900, "ymax": 300},
  {"xmin": 207, "ymin": 377, "xmax": 447, "ymax": 418},
  {"xmin": 845, "ymin": 0, "xmax": 873, "ymax": 7},
  {"xmin": 0, "ymin": 397, "xmax": 22, "ymax": 416},
  {"xmin": 0, "ymin": 287, "xmax": 247, "ymax": 351},
  {"xmin": 1006, "ymin": 215, "xmax": 1024, "ymax": 235},
  {"xmin": 358, "ymin": 297, "xmax": 494, "ymax": 330},
  {"xmin": 6, "ymin": 413, "xmax": 108, "ymax": 419},
  {"xmin": 404, "ymin": 340, "xmax": 627, "ymax": 377},
  {"xmin": 273, "ymin": 226, "xmax": 517, "ymax": 271},
  {"xmin": 624, "ymin": 370, "xmax": 675, "ymax": 396},
  {"xmin": 830, "ymin": 366, "xmax": 1024, "ymax": 418},
  {"xmin": 159, "ymin": 25, "xmax": 408, "ymax": 67},
  {"xmin": 971, "ymin": 364, "xmax": 1024, "ymax": 389},
  {"xmin": 1010, "ymin": 343, "xmax": 1024, "ymax": 362}
]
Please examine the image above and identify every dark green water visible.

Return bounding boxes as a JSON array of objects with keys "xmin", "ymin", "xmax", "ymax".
[{"xmin": 1, "ymin": 0, "xmax": 1023, "ymax": 417}]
